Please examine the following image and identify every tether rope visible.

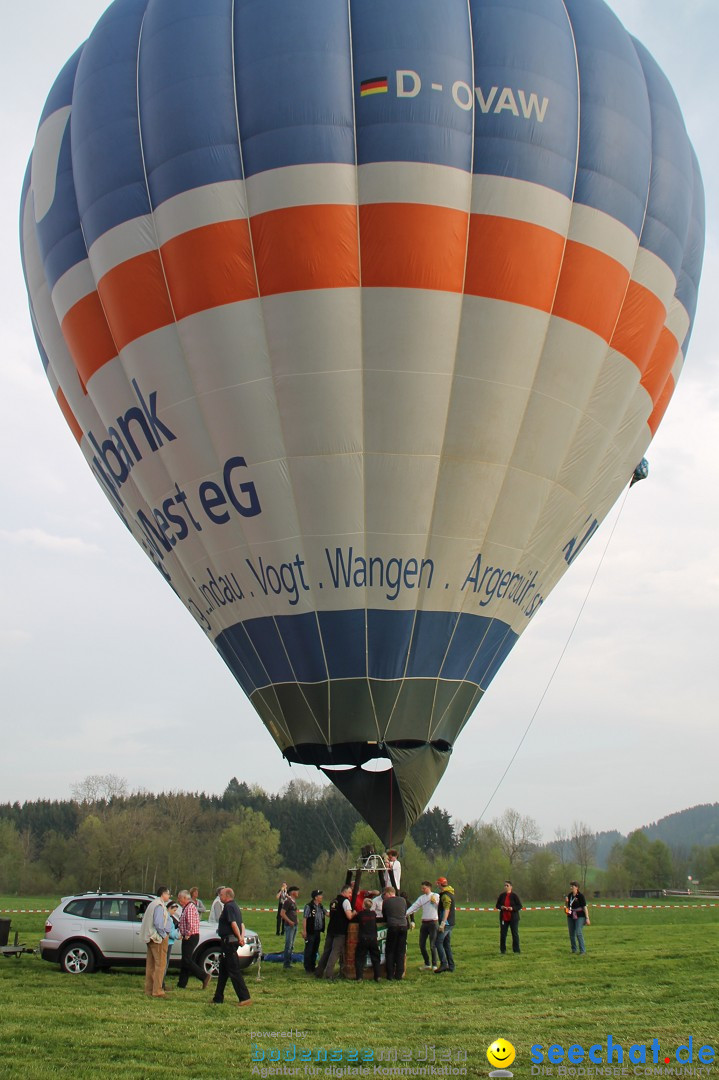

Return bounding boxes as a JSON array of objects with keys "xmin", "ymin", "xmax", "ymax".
[{"xmin": 476, "ymin": 484, "xmax": 633, "ymax": 825}]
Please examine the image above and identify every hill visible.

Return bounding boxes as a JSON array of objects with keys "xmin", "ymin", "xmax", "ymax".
[
  {"xmin": 589, "ymin": 804, "xmax": 719, "ymax": 868},
  {"xmin": 642, "ymin": 803, "xmax": 719, "ymax": 849}
]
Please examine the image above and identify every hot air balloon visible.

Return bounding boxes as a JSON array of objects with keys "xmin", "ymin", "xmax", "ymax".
[{"xmin": 20, "ymin": 0, "xmax": 704, "ymax": 844}]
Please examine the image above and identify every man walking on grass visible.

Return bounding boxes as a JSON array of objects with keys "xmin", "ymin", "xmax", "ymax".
[
  {"xmin": 211, "ymin": 887, "xmax": 252, "ymax": 1007},
  {"xmin": 406, "ymin": 881, "xmax": 440, "ymax": 971}
]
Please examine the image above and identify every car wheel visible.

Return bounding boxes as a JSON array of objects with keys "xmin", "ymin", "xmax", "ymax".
[
  {"xmin": 60, "ymin": 942, "xmax": 97, "ymax": 974},
  {"xmin": 197, "ymin": 944, "xmax": 222, "ymax": 978}
]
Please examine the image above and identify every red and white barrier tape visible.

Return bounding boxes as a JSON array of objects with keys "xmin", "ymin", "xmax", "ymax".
[
  {"xmin": 455, "ymin": 903, "xmax": 719, "ymax": 911},
  {"xmin": 1, "ymin": 902, "xmax": 717, "ymax": 915}
]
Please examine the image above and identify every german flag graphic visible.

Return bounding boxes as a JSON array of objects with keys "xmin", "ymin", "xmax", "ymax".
[{"xmin": 360, "ymin": 76, "xmax": 388, "ymax": 97}]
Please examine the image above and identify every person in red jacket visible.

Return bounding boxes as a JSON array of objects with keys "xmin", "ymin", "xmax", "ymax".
[{"xmin": 495, "ymin": 880, "xmax": 523, "ymax": 954}]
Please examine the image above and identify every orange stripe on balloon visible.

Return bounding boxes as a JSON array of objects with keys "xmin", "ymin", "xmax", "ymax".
[
  {"xmin": 60, "ymin": 290, "xmax": 117, "ymax": 389},
  {"xmin": 360, "ymin": 203, "xmax": 469, "ymax": 292},
  {"xmin": 57, "ymin": 203, "xmax": 676, "ymax": 446},
  {"xmin": 162, "ymin": 219, "xmax": 258, "ymax": 318},
  {"xmin": 465, "ymin": 215, "xmax": 564, "ymax": 311},
  {"xmin": 641, "ymin": 325, "xmax": 680, "ymax": 405},
  {"xmin": 251, "ymin": 204, "xmax": 360, "ymax": 295},
  {"xmin": 56, "ymin": 387, "xmax": 83, "ymax": 443},
  {"xmin": 610, "ymin": 280, "xmax": 666, "ymax": 374},
  {"xmin": 648, "ymin": 374, "xmax": 675, "ymax": 435},
  {"xmin": 97, "ymin": 249, "xmax": 175, "ymax": 353},
  {"xmin": 553, "ymin": 241, "xmax": 630, "ymax": 342}
]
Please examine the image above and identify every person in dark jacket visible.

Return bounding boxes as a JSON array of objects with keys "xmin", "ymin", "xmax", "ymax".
[
  {"xmin": 211, "ymin": 887, "xmax": 251, "ymax": 1006},
  {"xmin": 315, "ymin": 885, "xmax": 355, "ymax": 979},
  {"xmin": 301, "ymin": 889, "xmax": 326, "ymax": 972},
  {"xmin": 381, "ymin": 887, "xmax": 408, "ymax": 980},
  {"xmin": 495, "ymin": 880, "xmax": 523, "ymax": 954},
  {"xmin": 565, "ymin": 881, "xmax": 591, "ymax": 954},
  {"xmin": 354, "ymin": 898, "xmax": 381, "ymax": 980}
]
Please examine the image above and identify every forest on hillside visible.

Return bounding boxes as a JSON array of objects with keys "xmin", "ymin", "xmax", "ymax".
[{"xmin": 1, "ymin": 777, "xmax": 717, "ymax": 900}]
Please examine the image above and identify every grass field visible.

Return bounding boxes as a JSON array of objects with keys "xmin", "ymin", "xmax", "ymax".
[{"xmin": 1, "ymin": 897, "xmax": 717, "ymax": 1079}]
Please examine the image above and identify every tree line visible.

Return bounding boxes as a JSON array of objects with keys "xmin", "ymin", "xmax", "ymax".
[{"xmin": 0, "ymin": 775, "xmax": 716, "ymax": 900}]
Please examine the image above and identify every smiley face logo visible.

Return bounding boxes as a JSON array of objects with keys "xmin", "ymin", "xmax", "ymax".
[{"xmin": 487, "ymin": 1040, "xmax": 516, "ymax": 1069}]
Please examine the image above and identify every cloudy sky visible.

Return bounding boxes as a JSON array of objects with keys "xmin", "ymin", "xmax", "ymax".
[{"xmin": 1, "ymin": 1, "xmax": 716, "ymax": 843}]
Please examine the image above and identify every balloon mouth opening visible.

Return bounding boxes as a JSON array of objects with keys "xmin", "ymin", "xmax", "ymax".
[
  {"xmin": 283, "ymin": 739, "xmax": 452, "ymax": 768},
  {"xmin": 324, "ymin": 759, "xmax": 393, "ymax": 773},
  {"xmin": 312, "ymin": 740, "xmax": 454, "ymax": 845}
]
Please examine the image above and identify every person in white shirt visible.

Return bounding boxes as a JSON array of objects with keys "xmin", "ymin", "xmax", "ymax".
[
  {"xmin": 370, "ymin": 891, "xmax": 384, "ymax": 917},
  {"xmin": 380, "ymin": 849, "xmax": 401, "ymax": 891},
  {"xmin": 406, "ymin": 881, "xmax": 439, "ymax": 970},
  {"xmin": 208, "ymin": 886, "xmax": 226, "ymax": 924}
]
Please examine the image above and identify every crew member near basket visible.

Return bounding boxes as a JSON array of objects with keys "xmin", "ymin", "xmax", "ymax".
[
  {"xmin": 495, "ymin": 879, "xmax": 523, "ymax": 954},
  {"xmin": 380, "ymin": 849, "xmax": 401, "ymax": 891},
  {"xmin": 211, "ymin": 887, "xmax": 252, "ymax": 1006},
  {"xmin": 381, "ymin": 887, "xmax": 409, "ymax": 980},
  {"xmin": 315, "ymin": 884, "xmax": 355, "ymax": 979},
  {"xmin": 354, "ymin": 898, "xmax": 381, "ymax": 981}
]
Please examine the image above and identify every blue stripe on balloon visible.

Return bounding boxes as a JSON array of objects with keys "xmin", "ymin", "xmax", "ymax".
[
  {"xmin": 317, "ymin": 610, "xmax": 367, "ymax": 680},
  {"xmin": 273, "ymin": 612, "xmax": 327, "ymax": 683},
  {"xmin": 442, "ymin": 613, "xmax": 515, "ymax": 685},
  {"xmin": 215, "ymin": 609, "xmax": 518, "ymax": 696},
  {"xmin": 405, "ymin": 610, "xmax": 459, "ymax": 679},
  {"xmin": 215, "ymin": 619, "xmax": 270, "ymax": 691},
  {"xmin": 367, "ymin": 609, "xmax": 415, "ymax": 681}
]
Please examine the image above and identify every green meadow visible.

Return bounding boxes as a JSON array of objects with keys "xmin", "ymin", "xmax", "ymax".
[{"xmin": 1, "ymin": 898, "xmax": 717, "ymax": 1079}]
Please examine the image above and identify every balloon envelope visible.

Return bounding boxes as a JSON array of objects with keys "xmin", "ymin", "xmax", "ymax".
[{"xmin": 21, "ymin": 0, "xmax": 704, "ymax": 842}]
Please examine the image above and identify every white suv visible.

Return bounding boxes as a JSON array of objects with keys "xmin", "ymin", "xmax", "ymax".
[{"xmin": 40, "ymin": 892, "xmax": 261, "ymax": 975}]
